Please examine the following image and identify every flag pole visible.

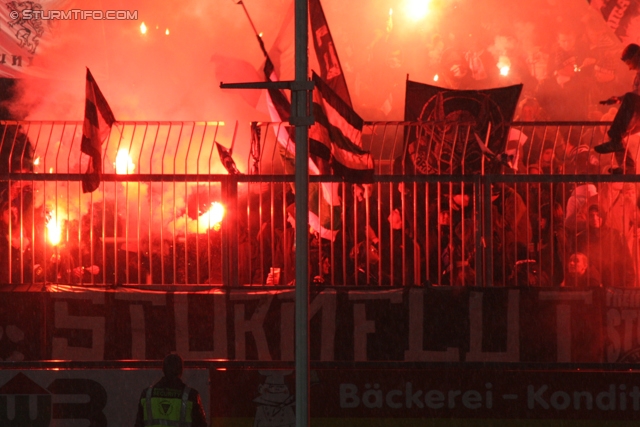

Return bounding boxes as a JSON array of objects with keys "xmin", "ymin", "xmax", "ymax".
[
  {"xmin": 293, "ymin": 0, "xmax": 310, "ymax": 425},
  {"xmin": 230, "ymin": 120, "xmax": 238, "ymax": 154},
  {"xmin": 236, "ymin": 0, "xmax": 270, "ymax": 57},
  {"xmin": 231, "ymin": 1, "xmax": 311, "ymax": 424}
]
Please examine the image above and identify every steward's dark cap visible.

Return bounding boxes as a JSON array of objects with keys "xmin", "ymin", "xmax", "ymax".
[{"xmin": 163, "ymin": 353, "xmax": 183, "ymax": 379}]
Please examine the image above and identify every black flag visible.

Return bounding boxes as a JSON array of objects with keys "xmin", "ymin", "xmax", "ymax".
[{"xmin": 81, "ymin": 68, "xmax": 116, "ymax": 193}]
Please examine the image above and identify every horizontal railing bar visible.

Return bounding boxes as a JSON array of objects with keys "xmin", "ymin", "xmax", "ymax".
[
  {"xmin": 0, "ymin": 119, "xmax": 615, "ymax": 127},
  {"xmin": 0, "ymin": 360, "xmax": 637, "ymax": 371},
  {"xmin": 4, "ymin": 173, "xmax": 640, "ymax": 184},
  {"xmin": 0, "ymin": 173, "xmax": 296, "ymax": 182}
]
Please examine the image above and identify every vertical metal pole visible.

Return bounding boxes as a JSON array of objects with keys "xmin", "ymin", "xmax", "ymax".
[
  {"xmin": 293, "ymin": 0, "xmax": 309, "ymax": 426},
  {"xmin": 222, "ymin": 177, "xmax": 239, "ymax": 287},
  {"xmin": 483, "ymin": 178, "xmax": 493, "ymax": 286},
  {"xmin": 474, "ymin": 178, "xmax": 483, "ymax": 287}
]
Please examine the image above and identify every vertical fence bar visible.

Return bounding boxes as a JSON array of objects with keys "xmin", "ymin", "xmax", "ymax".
[{"xmin": 7, "ymin": 119, "xmax": 640, "ymax": 291}]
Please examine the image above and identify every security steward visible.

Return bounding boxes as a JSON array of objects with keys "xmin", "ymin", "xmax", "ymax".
[{"xmin": 134, "ymin": 353, "xmax": 207, "ymax": 427}]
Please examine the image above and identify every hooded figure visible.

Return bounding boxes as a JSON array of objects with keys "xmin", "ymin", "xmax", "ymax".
[{"xmin": 572, "ymin": 204, "xmax": 636, "ymax": 287}]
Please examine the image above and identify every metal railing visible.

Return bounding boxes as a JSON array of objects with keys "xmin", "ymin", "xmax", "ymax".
[{"xmin": 1, "ymin": 119, "xmax": 639, "ymax": 288}]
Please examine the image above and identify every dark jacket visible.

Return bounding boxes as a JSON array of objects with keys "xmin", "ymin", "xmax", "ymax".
[{"xmin": 574, "ymin": 225, "xmax": 635, "ymax": 288}]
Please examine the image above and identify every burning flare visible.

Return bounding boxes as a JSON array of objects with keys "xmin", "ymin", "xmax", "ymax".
[
  {"xmin": 46, "ymin": 210, "xmax": 63, "ymax": 246},
  {"xmin": 140, "ymin": 22, "xmax": 147, "ymax": 34},
  {"xmin": 198, "ymin": 202, "xmax": 225, "ymax": 232},
  {"xmin": 167, "ymin": 201, "xmax": 226, "ymax": 237},
  {"xmin": 115, "ymin": 149, "xmax": 136, "ymax": 174},
  {"xmin": 498, "ymin": 56, "xmax": 511, "ymax": 76},
  {"xmin": 405, "ymin": 0, "xmax": 430, "ymax": 21}
]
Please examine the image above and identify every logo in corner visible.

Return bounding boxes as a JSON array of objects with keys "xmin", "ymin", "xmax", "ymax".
[{"xmin": 0, "ymin": 372, "xmax": 52, "ymax": 427}]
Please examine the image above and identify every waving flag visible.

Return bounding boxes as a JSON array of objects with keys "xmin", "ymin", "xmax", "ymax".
[
  {"xmin": 216, "ymin": 141, "xmax": 240, "ymax": 175},
  {"xmin": 309, "ymin": 0, "xmax": 351, "ymax": 107},
  {"xmin": 262, "ymin": 48, "xmax": 341, "ymax": 240},
  {"xmin": 404, "ymin": 79, "xmax": 522, "ymax": 175},
  {"xmin": 81, "ymin": 68, "xmax": 116, "ymax": 193},
  {"xmin": 235, "ymin": 0, "xmax": 373, "ymax": 240},
  {"xmin": 310, "ymin": 71, "xmax": 373, "ymax": 178},
  {"xmin": 589, "ymin": 0, "xmax": 640, "ymax": 44}
]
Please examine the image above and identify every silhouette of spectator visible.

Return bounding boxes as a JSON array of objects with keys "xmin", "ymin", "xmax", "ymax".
[
  {"xmin": 554, "ymin": 25, "xmax": 591, "ymax": 119},
  {"xmin": 149, "ymin": 237, "xmax": 175, "ymax": 285},
  {"xmin": 439, "ymin": 47, "xmax": 474, "ymax": 90},
  {"xmin": 465, "ymin": 31, "xmax": 500, "ymax": 89},
  {"xmin": 491, "ymin": 183, "xmax": 532, "ymax": 285},
  {"xmin": 594, "ymin": 43, "xmax": 640, "ymax": 174},
  {"xmin": 312, "ymin": 255, "xmax": 332, "ymax": 285},
  {"xmin": 65, "ymin": 217, "xmax": 104, "ymax": 284},
  {"xmin": 0, "ymin": 167, "xmax": 35, "ymax": 284},
  {"xmin": 383, "ymin": 208, "xmax": 419, "ymax": 286},
  {"xmin": 427, "ymin": 205, "xmax": 453, "ymax": 285},
  {"xmin": 573, "ymin": 204, "xmax": 635, "ymax": 287},
  {"xmin": 345, "ymin": 183, "xmax": 381, "ymax": 286},
  {"xmin": 427, "ymin": 185, "xmax": 475, "ymax": 286},
  {"xmin": 264, "ymin": 203, "xmax": 321, "ymax": 286},
  {"xmin": 561, "ymin": 252, "xmax": 601, "ymax": 287},
  {"xmin": 564, "ymin": 182, "xmax": 598, "ymax": 235}
]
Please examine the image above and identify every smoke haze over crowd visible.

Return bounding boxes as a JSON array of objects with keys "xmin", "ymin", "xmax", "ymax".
[{"xmin": 8, "ymin": 0, "xmax": 627, "ymax": 124}]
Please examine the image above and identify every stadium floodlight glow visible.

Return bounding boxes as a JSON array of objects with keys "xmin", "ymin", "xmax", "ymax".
[{"xmin": 405, "ymin": 0, "xmax": 430, "ymax": 21}]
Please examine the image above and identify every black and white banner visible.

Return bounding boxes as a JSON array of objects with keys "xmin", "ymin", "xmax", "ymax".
[{"xmin": 0, "ymin": 287, "xmax": 614, "ymax": 363}]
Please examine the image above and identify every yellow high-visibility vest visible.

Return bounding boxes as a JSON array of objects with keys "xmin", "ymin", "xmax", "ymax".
[{"xmin": 142, "ymin": 386, "xmax": 194, "ymax": 427}]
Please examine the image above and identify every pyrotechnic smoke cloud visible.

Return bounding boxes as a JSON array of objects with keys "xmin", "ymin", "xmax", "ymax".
[{"xmin": 5, "ymin": 0, "xmax": 630, "ymax": 246}]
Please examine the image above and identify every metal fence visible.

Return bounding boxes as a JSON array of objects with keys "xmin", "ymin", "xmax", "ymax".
[{"xmin": 1, "ymin": 119, "xmax": 640, "ymax": 288}]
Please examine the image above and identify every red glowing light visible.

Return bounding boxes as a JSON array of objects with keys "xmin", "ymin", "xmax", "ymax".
[
  {"xmin": 405, "ymin": 0, "xmax": 430, "ymax": 21},
  {"xmin": 114, "ymin": 149, "xmax": 136, "ymax": 174},
  {"xmin": 199, "ymin": 202, "xmax": 225, "ymax": 232},
  {"xmin": 46, "ymin": 210, "xmax": 63, "ymax": 246}
]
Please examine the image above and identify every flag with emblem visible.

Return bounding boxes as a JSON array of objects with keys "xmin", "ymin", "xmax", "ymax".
[
  {"xmin": 309, "ymin": 0, "xmax": 351, "ymax": 107},
  {"xmin": 81, "ymin": 68, "xmax": 116, "ymax": 193},
  {"xmin": 404, "ymin": 79, "xmax": 522, "ymax": 175}
]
